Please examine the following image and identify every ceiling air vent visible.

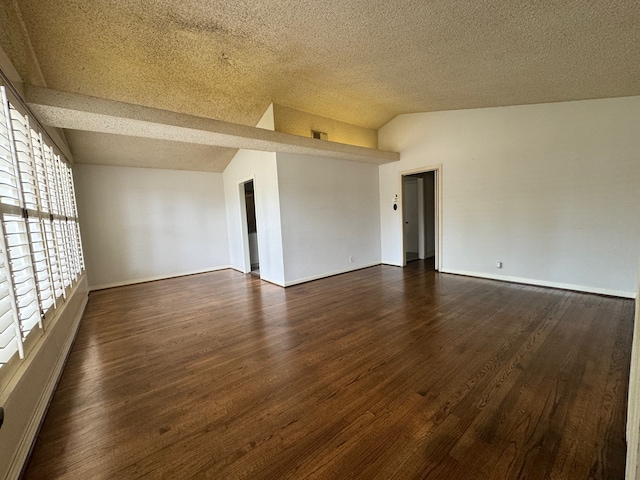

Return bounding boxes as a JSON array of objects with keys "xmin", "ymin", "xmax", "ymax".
[{"xmin": 311, "ymin": 130, "xmax": 328, "ymax": 140}]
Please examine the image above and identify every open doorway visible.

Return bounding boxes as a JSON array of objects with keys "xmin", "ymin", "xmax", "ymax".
[
  {"xmin": 402, "ymin": 168, "xmax": 440, "ymax": 270},
  {"xmin": 243, "ymin": 180, "xmax": 260, "ymax": 276},
  {"xmin": 403, "ymin": 177, "xmax": 420, "ymax": 262}
]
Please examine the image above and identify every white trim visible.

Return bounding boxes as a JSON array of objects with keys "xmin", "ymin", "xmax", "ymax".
[
  {"xmin": 257, "ymin": 275, "xmax": 286, "ymax": 288},
  {"xmin": 399, "ymin": 165, "xmax": 443, "ymax": 271},
  {"xmin": 625, "ymin": 259, "xmax": 640, "ymax": 477},
  {"xmin": 89, "ymin": 266, "xmax": 231, "ymax": 291},
  {"xmin": 226, "ymin": 267, "xmax": 285, "ymax": 287},
  {"xmin": 417, "ymin": 177, "xmax": 425, "ymax": 259},
  {"xmin": 399, "ymin": 173, "xmax": 407, "ymax": 266},
  {"xmin": 441, "ymin": 268, "xmax": 636, "ymax": 299},
  {"xmin": 382, "ymin": 261, "xmax": 403, "ymax": 268},
  {"xmin": 283, "ymin": 262, "xmax": 381, "ymax": 287}
]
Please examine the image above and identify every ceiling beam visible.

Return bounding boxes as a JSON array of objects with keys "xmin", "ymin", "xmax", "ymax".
[{"xmin": 25, "ymin": 85, "xmax": 400, "ymax": 165}]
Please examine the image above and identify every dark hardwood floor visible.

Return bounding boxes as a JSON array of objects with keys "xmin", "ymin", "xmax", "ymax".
[{"xmin": 22, "ymin": 262, "xmax": 634, "ymax": 479}]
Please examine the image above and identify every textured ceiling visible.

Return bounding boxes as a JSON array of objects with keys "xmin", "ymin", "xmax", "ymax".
[
  {"xmin": 1, "ymin": 0, "xmax": 639, "ymax": 172},
  {"xmin": 3, "ymin": 0, "xmax": 639, "ymax": 132}
]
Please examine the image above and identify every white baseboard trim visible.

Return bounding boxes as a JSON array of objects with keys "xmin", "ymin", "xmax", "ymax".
[
  {"xmin": 440, "ymin": 268, "xmax": 636, "ymax": 299},
  {"xmin": 259, "ymin": 277, "xmax": 286, "ymax": 287},
  {"xmin": 89, "ymin": 266, "xmax": 232, "ymax": 291},
  {"xmin": 283, "ymin": 262, "xmax": 381, "ymax": 287},
  {"xmin": 383, "ymin": 262, "xmax": 403, "ymax": 268},
  {"xmin": 227, "ymin": 267, "xmax": 286, "ymax": 287}
]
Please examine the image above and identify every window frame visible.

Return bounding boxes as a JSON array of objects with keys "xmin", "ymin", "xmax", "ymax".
[{"xmin": 0, "ymin": 83, "xmax": 85, "ymax": 379}]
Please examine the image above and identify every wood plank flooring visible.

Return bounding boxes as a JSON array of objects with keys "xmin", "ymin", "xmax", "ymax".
[{"xmin": 22, "ymin": 262, "xmax": 634, "ymax": 479}]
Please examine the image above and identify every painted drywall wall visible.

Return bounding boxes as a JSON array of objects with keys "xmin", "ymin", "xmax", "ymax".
[
  {"xmin": 379, "ymin": 96, "xmax": 640, "ymax": 297},
  {"xmin": 277, "ymin": 152, "xmax": 381, "ymax": 285},
  {"xmin": 223, "ymin": 149, "xmax": 284, "ymax": 284},
  {"xmin": 74, "ymin": 165, "xmax": 230, "ymax": 289},
  {"xmin": 627, "ymin": 261, "xmax": 640, "ymax": 479},
  {"xmin": 273, "ymin": 104, "xmax": 378, "ymax": 148},
  {"xmin": 223, "ymin": 104, "xmax": 286, "ymax": 285}
]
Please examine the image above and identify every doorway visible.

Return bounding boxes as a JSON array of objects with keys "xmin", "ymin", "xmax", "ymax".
[
  {"xmin": 402, "ymin": 168, "xmax": 439, "ymax": 270},
  {"xmin": 243, "ymin": 180, "xmax": 260, "ymax": 276}
]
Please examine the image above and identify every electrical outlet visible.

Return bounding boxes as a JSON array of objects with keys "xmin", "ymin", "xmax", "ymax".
[
  {"xmin": 349, "ymin": 256, "xmax": 354, "ymax": 263},
  {"xmin": 496, "ymin": 262, "xmax": 503, "ymax": 269}
]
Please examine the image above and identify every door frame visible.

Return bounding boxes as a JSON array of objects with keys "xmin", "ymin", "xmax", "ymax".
[
  {"xmin": 402, "ymin": 176, "xmax": 420, "ymax": 262},
  {"xmin": 399, "ymin": 165, "xmax": 443, "ymax": 270}
]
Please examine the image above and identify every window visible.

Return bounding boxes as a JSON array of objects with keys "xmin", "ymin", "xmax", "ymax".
[{"xmin": 0, "ymin": 85, "xmax": 84, "ymax": 369}]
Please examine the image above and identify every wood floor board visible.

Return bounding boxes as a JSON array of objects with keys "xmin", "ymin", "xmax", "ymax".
[{"xmin": 21, "ymin": 261, "xmax": 633, "ymax": 479}]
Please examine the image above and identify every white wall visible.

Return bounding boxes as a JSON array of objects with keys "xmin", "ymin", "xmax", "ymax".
[
  {"xmin": 277, "ymin": 152, "xmax": 381, "ymax": 285},
  {"xmin": 74, "ymin": 165, "xmax": 230, "ymax": 289},
  {"xmin": 379, "ymin": 96, "xmax": 640, "ymax": 297},
  {"xmin": 223, "ymin": 104, "xmax": 286, "ymax": 285},
  {"xmin": 223, "ymin": 149, "xmax": 285, "ymax": 285}
]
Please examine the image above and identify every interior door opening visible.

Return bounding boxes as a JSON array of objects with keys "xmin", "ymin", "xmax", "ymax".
[
  {"xmin": 402, "ymin": 169, "xmax": 438, "ymax": 270},
  {"xmin": 243, "ymin": 180, "xmax": 260, "ymax": 276}
]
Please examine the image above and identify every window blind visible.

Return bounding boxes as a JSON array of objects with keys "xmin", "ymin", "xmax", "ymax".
[
  {"xmin": 0, "ymin": 85, "xmax": 22, "ymax": 365},
  {"xmin": 4, "ymin": 213, "xmax": 41, "ymax": 336},
  {"xmin": 0, "ymin": 85, "xmax": 85, "ymax": 369},
  {"xmin": 0, "ymin": 224, "xmax": 22, "ymax": 364}
]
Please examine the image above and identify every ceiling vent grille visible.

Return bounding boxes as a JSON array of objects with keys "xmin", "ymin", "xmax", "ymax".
[{"xmin": 311, "ymin": 130, "xmax": 328, "ymax": 140}]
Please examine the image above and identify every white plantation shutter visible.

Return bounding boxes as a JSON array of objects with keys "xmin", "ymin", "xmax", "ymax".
[
  {"xmin": 30, "ymin": 129, "xmax": 50, "ymax": 213},
  {"xmin": 55, "ymin": 155, "xmax": 71, "ymax": 217},
  {"xmin": 67, "ymin": 168, "xmax": 85, "ymax": 272},
  {"xmin": 8, "ymin": 106, "xmax": 57, "ymax": 321},
  {"xmin": 64, "ymin": 162, "xmax": 74, "ymax": 218},
  {"xmin": 44, "ymin": 146, "xmax": 61, "ymax": 216},
  {"xmin": 42, "ymin": 146, "xmax": 65, "ymax": 299},
  {"xmin": 9, "ymin": 107, "xmax": 38, "ymax": 210},
  {"xmin": 47, "ymin": 155, "xmax": 73, "ymax": 293},
  {"xmin": 64, "ymin": 221, "xmax": 77, "ymax": 282},
  {"xmin": 54, "ymin": 219, "xmax": 71, "ymax": 289},
  {"xmin": 0, "ymin": 96, "xmax": 20, "ymax": 209},
  {"xmin": 28, "ymin": 129, "xmax": 57, "ymax": 311},
  {"xmin": 64, "ymin": 163, "xmax": 84, "ymax": 276},
  {"xmin": 0, "ymin": 84, "xmax": 85, "ymax": 370},
  {"xmin": 0, "ymin": 223, "xmax": 21, "ymax": 365},
  {"xmin": 28, "ymin": 216, "xmax": 55, "ymax": 312},
  {"xmin": 4, "ymin": 213, "xmax": 41, "ymax": 335},
  {"xmin": 0, "ymin": 86, "xmax": 22, "ymax": 366},
  {"xmin": 43, "ymin": 218, "xmax": 63, "ymax": 299},
  {"xmin": 74, "ymin": 221, "xmax": 85, "ymax": 271},
  {"xmin": 57, "ymin": 161, "xmax": 79, "ymax": 283}
]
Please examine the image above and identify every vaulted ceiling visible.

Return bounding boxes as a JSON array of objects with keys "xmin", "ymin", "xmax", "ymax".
[{"xmin": 1, "ymin": 0, "xmax": 639, "ymax": 170}]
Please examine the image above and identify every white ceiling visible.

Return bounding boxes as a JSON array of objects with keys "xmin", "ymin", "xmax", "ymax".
[{"xmin": 1, "ymin": 0, "xmax": 639, "ymax": 170}]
